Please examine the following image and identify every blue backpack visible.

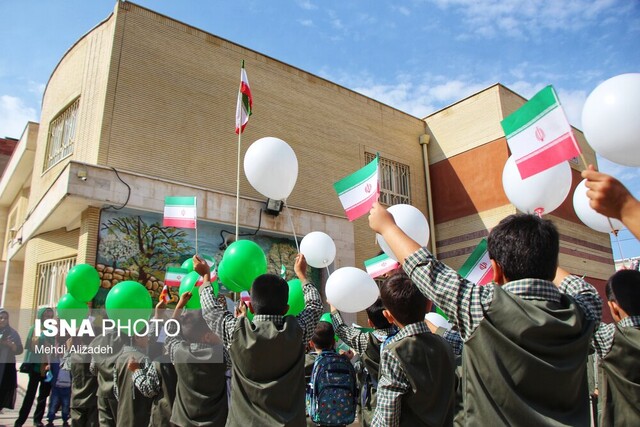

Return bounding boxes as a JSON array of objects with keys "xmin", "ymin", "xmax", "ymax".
[{"xmin": 306, "ymin": 350, "xmax": 358, "ymax": 426}]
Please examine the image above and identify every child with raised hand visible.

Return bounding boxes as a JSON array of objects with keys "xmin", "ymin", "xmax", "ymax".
[
  {"xmin": 329, "ymin": 298, "xmax": 397, "ymax": 427},
  {"xmin": 113, "ymin": 331, "xmax": 154, "ymax": 427},
  {"xmin": 592, "ymin": 269, "xmax": 640, "ymax": 426},
  {"xmin": 372, "ymin": 272, "xmax": 455, "ymax": 427},
  {"xmin": 369, "ymin": 202, "xmax": 602, "ymax": 425},
  {"xmin": 165, "ymin": 291, "xmax": 228, "ymax": 427},
  {"xmin": 196, "ymin": 253, "xmax": 323, "ymax": 427}
]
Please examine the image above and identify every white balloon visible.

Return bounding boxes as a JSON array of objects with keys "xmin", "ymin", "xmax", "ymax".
[
  {"xmin": 300, "ymin": 231, "xmax": 337, "ymax": 268},
  {"xmin": 582, "ymin": 73, "xmax": 640, "ymax": 167},
  {"xmin": 325, "ymin": 267, "xmax": 379, "ymax": 313},
  {"xmin": 502, "ymin": 156, "xmax": 572, "ymax": 215},
  {"xmin": 376, "ymin": 204, "xmax": 430, "ymax": 261},
  {"xmin": 243, "ymin": 137, "xmax": 299, "ymax": 200},
  {"xmin": 572, "ymin": 179, "xmax": 624, "ymax": 233},
  {"xmin": 425, "ymin": 312, "xmax": 452, "ymax": 331}
]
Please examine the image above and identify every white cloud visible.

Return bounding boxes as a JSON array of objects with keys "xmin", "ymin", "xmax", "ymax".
[
  {"xmin": 0, "ymin": 95, "xmax": 38, "ymax": 139},
  {"xmin": 296, "ymin": 0, "xmax": 317, "ymax": 10},
  {"xmin": 28, "ymin": 80, "xmax": 46, "ymax": 97},
  {"xmin": 392, "ymin": 6, "xmax": 411, "ymax": 16},
  {"xmin": 427, "ymin": 0, "xmax": 625, "ymax": 39},
  {"xmin": 298, "ymin": 19, "xmax": 314, "ymax": 27}
]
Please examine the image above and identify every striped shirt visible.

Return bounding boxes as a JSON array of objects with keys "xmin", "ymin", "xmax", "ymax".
[
  {"xmin": 113, "ymin": 346, "xmax": 158, "ymax": 400},
  {"xmin": 331, "ymin": 310, "xmax": 397, "ymax": 355},
  {"xmin": 200, "ymin": 281, "xmax": 323, "ymax": 350},
  {"xmin": 592, "ymin": 315, "xmax": 640, "ymax": 359},
  {"xmin": 404, "ymin": 247, "xmax": 602, "ymax": 341},
  {"xmin": 371, "ymin": 322, "xmax": 431, "ymax": 427}
]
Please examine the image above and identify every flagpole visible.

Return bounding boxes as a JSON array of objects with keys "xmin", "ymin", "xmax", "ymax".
[
  {"xmin": 235, "ymin": 129, "xmax": 242, "ymax": 241},
  {"xmin": 195, "ymin": 196, "xmax": 199, "ymax": 255}
]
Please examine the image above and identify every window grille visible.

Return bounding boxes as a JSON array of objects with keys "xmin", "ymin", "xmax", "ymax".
[
  {"xmin": 365, "ymin": 152, "xmax": 411, "ymax": 205},
  {"xmin": 34, "ymin": 257, "xmax": 77, "ymax": 308},
  {"xmin": 43, "ymin": 98, "xmax": 79, "ymax": 171}
]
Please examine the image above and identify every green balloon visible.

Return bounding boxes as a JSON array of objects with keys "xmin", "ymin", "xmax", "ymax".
[
  {"xmin": 66, "ymin": 264, "xmax": 100, "ymax": 303},
  {"xmin": 179, "ymin": 271, "xmax": 201, "ymax": 309},
  {"xmin": 219, "ymin": 240, "xmax": 267, "ymax": 291},
  {"xmin": 217, "ymin": 261, "xmax": 243, "ymax": 292},
  {"xmin": 57, "ymin": 293, "xmax": 89, "ymax": 324},
  {"xmin": 285, "ymin": 279, "xmax": 305, "ymax": 316},
  {"xmin": 181, "ymin": 254, "xmax": 216, "ymax": 273},
  {"xmin": 319, "ymin": 312, "xmax": 332, "ymax": 323},
  {"xmin": 105, "ymin": 281, "xmax": 152, "ymax": 334}
]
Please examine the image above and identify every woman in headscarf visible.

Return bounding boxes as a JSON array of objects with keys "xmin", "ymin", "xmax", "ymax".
[
  {"xmin": 0, "ymin": 308, "xmax": 23, "ymax": 411},
  {"xmin": 15, "ymin": 306, "xmax": 54, "ymax": 427}
]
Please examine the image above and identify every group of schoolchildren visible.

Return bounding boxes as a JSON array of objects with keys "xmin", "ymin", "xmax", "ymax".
[{"xmin": 46, "ymin": 168, "xmax": 640, "ymax": 426}]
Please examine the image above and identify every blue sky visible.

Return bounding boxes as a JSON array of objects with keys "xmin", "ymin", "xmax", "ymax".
[{"xmin": 1, "ymin": 0, "xmax": 638, "ymax": 260}]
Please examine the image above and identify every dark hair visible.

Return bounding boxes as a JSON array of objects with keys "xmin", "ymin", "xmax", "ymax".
[
  {"xmin": 380, "ymin": 272, "xmax": 428, "ymax": 325},
  {"xmin": 250, "ymin": 274, "xmax": 288, "ymax": 315},
  {"xmin": 311, "ymin": 321, "xmax": 335, "ymax": 351},
  {"xmin": 606, "ymin": 269, "xmax": 640, "ymax": 316},
  {"xmin": 487, "ymin": 214, "xmax": 559, "ymax": 281},
  {"xmin": 180, "ymin": 310, "xmax": 213, "ymax": 343},
  {"xmin": 366, "ymin": 298, "xmax": 392, "ymax": 329}
]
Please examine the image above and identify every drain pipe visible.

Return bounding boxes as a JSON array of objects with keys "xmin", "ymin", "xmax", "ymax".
[{"xmin": 419, "ymin": 134, "xmax": 437, "ymax": 256}]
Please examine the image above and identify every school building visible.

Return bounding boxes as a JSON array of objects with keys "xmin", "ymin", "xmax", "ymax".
[{"xmin": 0, "ymin": 1, "xmax": 617, "ymax": 338}]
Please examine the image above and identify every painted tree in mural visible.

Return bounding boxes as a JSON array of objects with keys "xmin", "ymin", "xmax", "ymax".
[
  {"xmin": 267, "ymin": 242, "xmax": 298, "ymax": 280},
  {"xmin": 100, "ymin": 216, "xmax": 191, "ymax": 285}
]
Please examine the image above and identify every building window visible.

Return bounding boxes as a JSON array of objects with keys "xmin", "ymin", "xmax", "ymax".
[
  {"xmin": 34, "ymin": 257, "xmax": 76, "ymax": 308},
  {"xmin": 365, "ymin": 152, "xmax": 411, "ymax": 205},
  {"xmin": 43, "ymin": 98, "xmax": 79, "ymax": 172}
]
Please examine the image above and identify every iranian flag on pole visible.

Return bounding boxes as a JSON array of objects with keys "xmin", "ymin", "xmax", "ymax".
[
  {"xmin": 235, "ymin": 61, "xmax": 252, "ymax": 134},
  {"xmin": 501, "ymin": 85, "xmax": 581, "ymax": 179},
  {"xmin": 163, "ymin": 196, "xmax": 197, "ymax": 229},
  {"xmin": 458, "ymin": 239, "xmax": 493, "ymax": 286},
  {"xmin": 364, "ymin": 253, "xmax": 399, "ymax": 279},
  {"xmin": 333, "ymin": 155, "xmax": 379, "ymax": 221},
  {"xmin": 165, "ymin": 267, "xmax": 189, "ymax": 287}
]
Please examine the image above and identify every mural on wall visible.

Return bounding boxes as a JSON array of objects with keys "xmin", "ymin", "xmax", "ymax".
[{"xmin": 95, "ymin": 208, "xmax": 315, "ymax": 306}]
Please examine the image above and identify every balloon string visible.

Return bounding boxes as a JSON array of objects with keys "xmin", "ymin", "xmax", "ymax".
[
  {"xmin": 611, "ymin": 228, "xmax": 627, "ymax": 267},
  {"xmin": 284, "ymin": 199, "xmax": 300, "ymax": 252}
]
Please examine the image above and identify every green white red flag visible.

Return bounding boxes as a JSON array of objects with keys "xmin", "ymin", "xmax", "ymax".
[
  {"xmin": 333, "ymin": 155, "xmax": 379, "ymax": 221},
  {"xmin": 165, "ymin": 267, "xmax": 189, "ymax": 287},
  {"xmin": 159, "ymin": 285, "xmax": 170, "ymax": 303},
  {"xmin": 235, "ymin": 61, "xmax": 252, "ymax": 134},
  {"xmin": 163, "ymin": 196, "xmax": 197, "ymax": 229},
  {"xmin": 501, "ymin": 85, "xmax": 580, "ymax": 179},
  {"xmin": 458, "ymin": 239, "xmax": 493, "ymax": 286},
  {"xmin": 364, "ymin": 253, "xmax": 399, "ymax": 279}
]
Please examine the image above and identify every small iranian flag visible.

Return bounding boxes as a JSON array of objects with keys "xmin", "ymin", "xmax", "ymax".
[
  {"xmin": 501, "ymin": 85, "xmax": 581, "ymax": 179},
  {"xmin": 235, "ymin": 61, "xmax": 252, "ymax": 134},
  {"xmin": 364, "ymin": 253, "xmax": 399, "ymax": 279},
  {"xmin": 165, "ymin": 267, "xmax": 189, "ymax": 287},
  {"xmin": 159, "ymin": 285, "xmax": 170, "ymax": 303},
  {"xmin": 333, "ymin": 155, "xmax": 379, "ymax": 221},
  {"xmin": 163, "ymin": 197, "xmax": 197, "ymax": 229},
  {"xmin": 458, "ymin": 239, "xmax": 493, "ymax": 286}
]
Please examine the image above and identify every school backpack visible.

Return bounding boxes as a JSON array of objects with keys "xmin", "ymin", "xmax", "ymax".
[{"xmin": 306, "ymin": 350, "xmax": 357, "ymax": 426}]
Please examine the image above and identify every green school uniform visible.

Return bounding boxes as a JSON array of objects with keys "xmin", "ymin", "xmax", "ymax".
[
  {"xmin": 171, "ymin": 342, "xmax": 227, "ymax": 427},
  {"xmin": 599, "ymin": 322, "xmax": 640, "ymax": 426},
  {"xmin": 150, "ymin": 355, "xmax": 177, "ymax": 427},
  {"xmin": 385, "ymin": 329, "xmax": 456, "ymax": 426},
  {"xmin": 114, "ymin": 346, "xmax": 153, "ymax": 427},
  {"xmin": 69, "ymin": 351, "xmax": 99, "ymax": 427},
  {"xmin": 227, "ymin": 316, "xmax": 306, "ymax": 427},
  {"xmin": 462, "ymin": 286, "xmax": 595, "ymax": 426},
  {"xmin": 90, "ymin": 332, "xmax": 124, "ymax": 427}
]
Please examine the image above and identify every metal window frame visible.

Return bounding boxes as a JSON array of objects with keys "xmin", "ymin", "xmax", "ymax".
[
  {"xmin": 43, "ymin": 98, "xmax": 80, "ymax": 172},
  {"xmin": 34, "ymin": 257, "xmax": 77, "ymax": 309},
  {"xmin": 365, "ymin": 152, "xmax": 411, "ymax": 205}
]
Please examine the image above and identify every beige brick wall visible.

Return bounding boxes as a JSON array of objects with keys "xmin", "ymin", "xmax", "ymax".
[
  {"xmin": 77, "ymin": 207, "xmax": 101, "ymax": 265},
  {"xmin": 16, "ymin": 229, "xmax": 79, "ymax": 339},
  {"xmin": 35, "ymin": 2, "xmax": 427, "ymax": 273}
]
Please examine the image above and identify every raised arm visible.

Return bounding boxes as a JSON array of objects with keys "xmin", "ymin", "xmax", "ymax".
[
  {"xmin": 194, "ymin": 255, "xmax": 237, "ymax": 350},
  {"xmin": 330, "ymin": 305, "xmax": 369, "ymax": 355},
  {"xmin": 293, "ymin": 254, "xmax": 323, "ymax": 346}
]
